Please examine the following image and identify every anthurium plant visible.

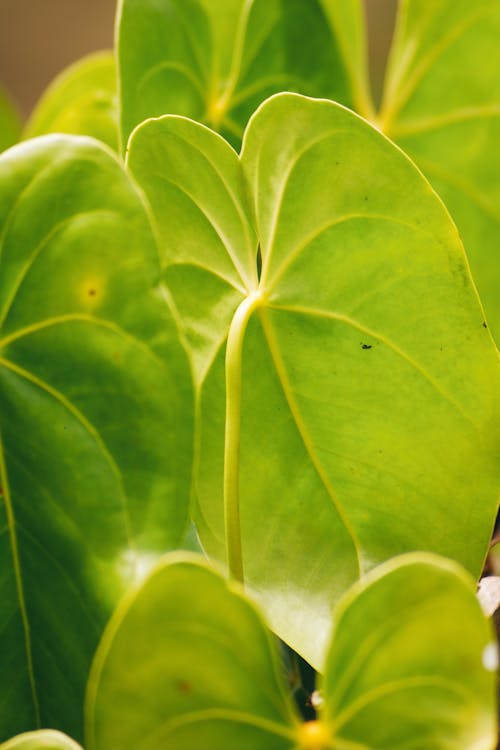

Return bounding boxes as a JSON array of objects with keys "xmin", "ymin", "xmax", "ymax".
[{"xmin": 0, "ymin": 1, "xmax": 499, "ymax": 748}]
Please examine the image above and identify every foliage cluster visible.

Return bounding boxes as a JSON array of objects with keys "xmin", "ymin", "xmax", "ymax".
[{"xmin": 0, "ymin": 1, "xmax": 499, "ymax": 748}]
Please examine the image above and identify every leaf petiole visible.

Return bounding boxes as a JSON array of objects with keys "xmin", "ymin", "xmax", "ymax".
[{"xmin": 224, "ymin": 289, "xmax": 265, "ymax": 583}]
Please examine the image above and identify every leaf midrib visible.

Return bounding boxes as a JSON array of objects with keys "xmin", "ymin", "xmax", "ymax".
[{"xmin": 139, "ymin": 707, "xmax": 297, "ymax": 750}]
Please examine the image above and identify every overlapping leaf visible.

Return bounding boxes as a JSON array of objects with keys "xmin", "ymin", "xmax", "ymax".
[
  {"xmin": 322, "ymin": 554, "xmax": 496, "ymax": 750},
  {"xmin": 24, "ymin": 52, "xmax": 118, "ymax": 151},
  {"xmin": 116, "ymin": 0, "xmax": 371, "ymax": 151},
  {"xmin": 0, "ymin": 732, "xmax": 83, "ymax": 750},
  {"xmin": 0, "ymin": 135, "xmax": 193, "ymax": 739},
  {"xmin": 376, "ymin": 0, "xmax": 500, "ymax": 342},
  {"xmin": 85, "ymin": 553, "xmax": 298, "ymax": 750},
  {"xmin": 128, "ymin": 93, "xmax": 500, "ymax": 668},
  {"xmin": 85, "ymin": 552, "xmax": 496, "ymax": 750}
]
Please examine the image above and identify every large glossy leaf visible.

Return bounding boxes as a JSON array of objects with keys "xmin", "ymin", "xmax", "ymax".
[
  {"xmin": 0, "ymin": 732, "xmax": 82, "ymax": 750},
  {"xmin": 85, "ymin": 553, "xmax": 496, "ymax": 750},
  {"xmin": 322, "ymin": 553, "xmax": 497, "ymax": 750},
  {"xmin": 24, "ymin": 52, "xmax": 118, "ymax": 151},
  {"xmin": 116, "ymin": 0, "xmax": 371, "ymax": 151},
  {"xmin": 0, "ymin": 135, "xmax": 193, "ymax": 739},
  {"xmin": 127, "ymin": 93, "xmax": 500, "ymax": 668},
  {"xmin": 0, "ymin": 87, "xmax": 21, "ymax": 153},
  {"xmin": 85, "ymin": 553, "xmax": 298, "ymax": 750},
  {"xmin": 377, "ymin": 0, "xmax": 500, "ymax": 342}
]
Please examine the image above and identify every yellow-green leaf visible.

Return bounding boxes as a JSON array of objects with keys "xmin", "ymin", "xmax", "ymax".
[
  {"xmin": 85, "ymin": 554, "xmax": 298, "ymax": 750},
  {"xmin": 378, "ymin": 0, "xmax": 500, "ymax": 342},
  {"xmin": 0, "ymin": 135, "xmax": 193, "ymax": 739},
  {"xmin": 24, "ymin": 52, "xmax": 118, "ymax": 151},
  {"xmin": 127, "ymin": 93, "xmax": 500, "ymax": 669}
]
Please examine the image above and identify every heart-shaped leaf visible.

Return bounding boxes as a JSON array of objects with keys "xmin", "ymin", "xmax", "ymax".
[
  {"xmin": 24, "ymin": 52, "xmax": 118, "ymax": 151},
  {"xmin": 0, "ymin": 87, "xmax": 21, "ymax": 153},
  {"xmin": 85, "ymin": 553, "xmax": 298, "ymax": 750},
  {"xmin": 116, "ymin": 0, "xmax": 371, "ymax": 151},
  {"xmin": 0, "ymin": 731, "xmax": 83, "ymax": 750},
  {"xmin": 85, "ymin": 552, "xmax": 496, "ymax": 750},
  {"xmin": 127, "ymin": 93, "xmax": 500, "ymax": 668},
  {"xmin": 322, "ymin": 554, "xmax": 497, "ymax": 750},
  {"xmin": 0, "ymin": 135, "xmax": 193, "ymax": 739},
  {"xmin": 376, "ymin": 0, "xmax": 500, "ymax": 342}
]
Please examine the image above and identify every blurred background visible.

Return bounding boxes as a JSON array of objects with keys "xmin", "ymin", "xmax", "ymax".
[{"xmin": 0, "ymin": 0, "xmax": 397, "ymax": 120}]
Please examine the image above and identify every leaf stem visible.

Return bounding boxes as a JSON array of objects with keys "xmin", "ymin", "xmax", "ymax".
[{"xmin": 224, "ymin": 290, "xmax": 264, "ymax": 583}]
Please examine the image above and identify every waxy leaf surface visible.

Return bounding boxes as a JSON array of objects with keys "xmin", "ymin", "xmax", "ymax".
[
  {"xmin": 85, "ymin": 553, "xmax": 495, "ymax": 750},
  {"xmin": 0, "ymin": 731, "xmax": 83, "ymax": 750},
  {"xmin": 0, "ymin": 135, "xmax": 193, "ymax": 739},
  {"xmin": 24, "ymin": 53, "xmax": 118, "ymax": 151},
  {"xmin": 128, "ymin": 93, "xmax": 500, "ymax": 669},
  {"xmin": 85, "ymin": 554, "xmax": 298, "ymax": 750},
  {"xmin": 322, "ymin": 554, "xmax": 497, "ymax": 750},
  {"xmin": 117, "ymin": 0, "xmax": 370, "ymax": 150},
  {"xmin": 378, "ymin": 0, "xmax": 500, "ymax": 342}
]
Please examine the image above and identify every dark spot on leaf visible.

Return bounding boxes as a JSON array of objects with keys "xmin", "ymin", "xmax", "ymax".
[
  {"xmin": 176, "ymin": 679, "xmax": 192, "ymax": 695},
  {"xmin": 364, "ymin": 195, "xmax": 368, "ymax": 202},
  {"xmin": 0, "ymin": 487, "xmax": 3, "ymax": 496},
  {"xmin": 88, "ymin": 289, "xmax": 96, "ymax": 297},
  {"xmin": 483, "ymin": 321, "xmax": 488, "ymax": 329},
  {"xmin": 361, "ymin": 343, "xmax": 372, "ymax": 350}
]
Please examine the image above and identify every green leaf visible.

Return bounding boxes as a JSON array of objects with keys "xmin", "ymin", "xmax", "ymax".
[
  {"xmin": 117, "ymin": 0, "xmax": 370, "ymax": 151},
  {"xmin": 322, "ymin": 553, "xmax": 497, "ymax": 750},
  {"xmin": 378, "ymin": 0, "xmax": 500, "ymax": 343},
  {"xmin": 0, "ymin": 87, "xmax": 21, "ymax": 153},
  {"xmin": 0, "ymin": 731, "xmax": 83, "ymax": 750},
  {"xmin": 85, "ymin": 553, "xmax": 496, "ymax": 750},
  {"xmin": 0, "ymin": 135, "xmax": 193, "ymax": 739},
  {"xmin": 127, "ymin": 93, "xmax": 500, "ymax": 669},
  {"xmin": 24, "ymin": 52, "xmax": 118, "ymax": 151},
  {"xmin": 85, "ymin": 553, "xmax": 298, "ymax": 750}
]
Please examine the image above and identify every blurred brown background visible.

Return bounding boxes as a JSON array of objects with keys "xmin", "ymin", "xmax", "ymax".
[{"xmin": 0, "ymin": 0, "xmax": 397, "ymax": 120}]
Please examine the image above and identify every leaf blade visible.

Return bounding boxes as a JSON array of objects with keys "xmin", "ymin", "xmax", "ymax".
[
  {"xmin": 23, "ymin": 52, "xmax": 118, "ymax": 151},
  {"xmin": 128, "ymin": 94, "xmax": 500, "ymax": 669},
  {"xmin": 117, "ymin": 0, "xmax": 359, "ymax": 150},
  {"xmin": 85, "ymin": 554, "xmax": 298, "ymax": 750},
  {"xmin": 0, "ymin": 135, "xmax": 193, "ymax": 739},
  {"xmin": 379, "ymin": 0, "xmax": 500, "ymax": 342},
  {"xmin": 322, "ymin": 554, "xmax": 497, "ymax": 750}
]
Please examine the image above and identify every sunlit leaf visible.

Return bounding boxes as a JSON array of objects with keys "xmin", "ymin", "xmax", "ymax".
[
  {"xmin": 85, "ymin": 553, "xmax": 496, "ymax": 750},
  {"xmin": 127, "ymin": 93, "xmax": 500, "ymax": 669},
  {"xmin": 378, "ymin": 0, "xmax": 500, "ymax": 343},
  {"xmin": 24, "ymin": 52, "xmax": 118, "ymax": 151},
  {"xmin": 117, "ymin": 0, "xmax": 371, "ymax": 151},
  {"xmin": 322, "ymin": 554, "xmax": 497, "ymax": 750},
  {"xmin": 85, "ymin": 553, "xmax": 298, "ymax": 750},
  {"xmin": 0, "ymin": 731, "xmax": 83, "ymax": 750},
  {"xmin": 0, "ymin": 135, "xmax": 193, "ymax": 740}
]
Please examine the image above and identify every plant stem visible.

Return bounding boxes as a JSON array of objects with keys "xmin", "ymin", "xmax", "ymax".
[{"xmin": 224, "ymin": 290, "xmax": 264, "ymax": 583}]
